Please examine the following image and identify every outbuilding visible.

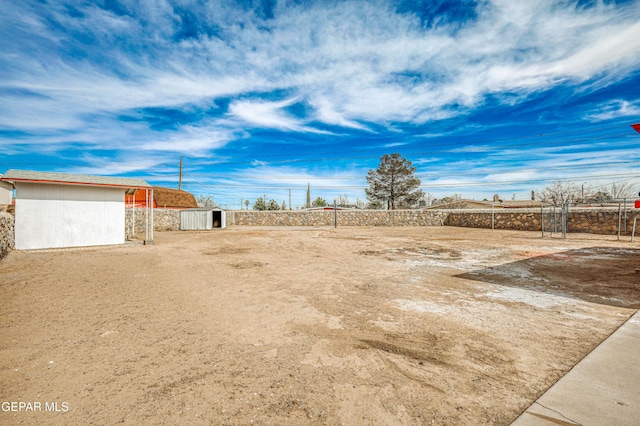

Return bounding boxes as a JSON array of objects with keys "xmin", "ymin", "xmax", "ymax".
[
  {"xmin": 180, "ymin": 208, "xmax": 226, "ymax": 230},
  {"xmin": 0, "ymin": 170, "xmax": 152, "ymax": 250}
]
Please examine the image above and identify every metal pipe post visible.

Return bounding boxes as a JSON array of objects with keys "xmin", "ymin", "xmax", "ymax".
[
  {"xmin": 491, "ymin": 205, "xmax": 495, "ymax": 232},
  {"xmin": 618, "ymin": 202, "xmax": 622, "ymax": 241}
]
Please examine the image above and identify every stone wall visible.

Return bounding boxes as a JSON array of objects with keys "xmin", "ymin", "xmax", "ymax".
[
  {"xmin": 444, "ymin": 207, "xmax": 640, "ymax": 235},
  {"xmin": 0, "ymin": 212, "xmax": 15, "ymax": 259},
  {"xmin": 226, "ymin": 208, "xmax": 639, "ymax": 236},
  {"xmin": 125, "ymin": 208, "xmax": 181, "ymax": 238},
  {"xmin": 567, "ymin": 208, "xmax": 639, "ymax": 235},
  {"xmin": 227, "ymin": 210, "xmax": 448, "ymax": 227},
  {"xmin": 120, "ymin": 207, "xmax": 638, "ymax": 237},
  {"xmin": 444, "ymin": 209, "xmax": 542, "ymax": 231}
]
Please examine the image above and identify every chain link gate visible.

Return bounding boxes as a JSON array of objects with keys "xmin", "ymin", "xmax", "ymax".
[{"xmin": 541, "ymin": 204, "xmax": 568, "ymax": 239}]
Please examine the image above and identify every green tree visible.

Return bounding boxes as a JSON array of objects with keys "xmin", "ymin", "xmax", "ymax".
[
  {"xmin": 365, "ymin": 153, "xmax": 424, "ymax": 210},
  {"xmin": 253, "ymin": 197, "xmax": 281, "ymax": 211},
  {"xmin": 311, "ymin": 196, "xmax": 327, "ymax": 207},
  {"xmin": 268, "ymin": 199, "xmax": 281, "ymax": 210},
  {"xmin": 253, "ymin": 197, "xmax": 267, "ymax": 210}
]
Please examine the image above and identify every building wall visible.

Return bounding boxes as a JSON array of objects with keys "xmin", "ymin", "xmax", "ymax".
[{"xmin": 15, "ymin": 183, "xmax": 125, "ymax": 250}]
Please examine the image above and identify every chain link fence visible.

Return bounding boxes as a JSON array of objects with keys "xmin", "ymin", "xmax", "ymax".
[{"xmin": 540, "ymin": 200, "xmax": 639, "ymax": 241}]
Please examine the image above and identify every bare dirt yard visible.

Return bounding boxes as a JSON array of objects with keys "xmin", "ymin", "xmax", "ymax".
[{"xmin": 1, "ymin": 226, "xmax": 639, "ymax": 425}]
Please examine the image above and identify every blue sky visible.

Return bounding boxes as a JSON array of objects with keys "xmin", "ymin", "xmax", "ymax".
[{"xmin": 1, "ymin": 0, "xmax": 639, "ymax": 209}]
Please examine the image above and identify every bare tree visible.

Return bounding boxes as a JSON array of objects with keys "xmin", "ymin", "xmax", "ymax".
[
  {"xmin": 540, "ymin": 181, "xmax": 581, "ymax": 206},
  {"xmin": 609, "ymin": 181, "xmax": 637, "ymax": 200},
  {"xmin": 196, "ymin": 195, "xmax": 218, "ymax": 208},
  {"xmin": 337, "ymin": 194, "xmax": 350, "ymax": 206}
]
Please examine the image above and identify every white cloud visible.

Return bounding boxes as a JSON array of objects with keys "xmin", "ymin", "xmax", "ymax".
[
  {"xmin": 4, "ymin": 0, "xmax": 639, "ymax": 134},
  {"xmin": 2, "ymin": 0, "xmax": 640, "ymax": 201},
  {"xmin": 584, "ymin": 99, "xmax": 640, "ymax": 121},
  {"xmin": 230, "ymin": 98, "xmax": 302, "ymax": 130},
  {"xmin": 142, "ymin": 123, "xmax": 243, "ymax": 156}
]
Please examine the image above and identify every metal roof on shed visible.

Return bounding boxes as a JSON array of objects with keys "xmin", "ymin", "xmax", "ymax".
[{"xmin": 0, "ymin": 169, "xmax": 151, "ymax": 189}]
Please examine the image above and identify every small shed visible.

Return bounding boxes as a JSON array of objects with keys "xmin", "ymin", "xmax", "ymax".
[
  {"xmin": 180, "ymin": 209, "xmax": 226, "ymax": 230},
  {"xmin": 0, "ymin": 170, "xmax": 152, "ymax": 250}
]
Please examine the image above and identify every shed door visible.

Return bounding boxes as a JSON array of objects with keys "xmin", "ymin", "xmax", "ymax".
[{"xmin": 212, "ymin": 211, "xmax": 225, "ymax": 228}]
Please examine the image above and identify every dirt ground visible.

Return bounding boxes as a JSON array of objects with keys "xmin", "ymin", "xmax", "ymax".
[{"xmin": 1, "ymin": 226, "xmax": 638, "ymax": 425}]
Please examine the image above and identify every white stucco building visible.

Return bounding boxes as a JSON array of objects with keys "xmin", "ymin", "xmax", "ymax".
[{"xmin": 0, "ymin": 170, "xmax": 151, "ymax": 250}]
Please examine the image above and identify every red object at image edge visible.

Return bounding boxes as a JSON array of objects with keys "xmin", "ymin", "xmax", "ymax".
[{"xmin": 631, "ymin": 123, "xmax": 640, "ymax": 133}]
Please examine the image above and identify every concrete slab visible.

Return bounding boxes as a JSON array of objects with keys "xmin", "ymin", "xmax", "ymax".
[{"xmin": 512, "ymin": 310, "xmax": 640, "ymax": 426}]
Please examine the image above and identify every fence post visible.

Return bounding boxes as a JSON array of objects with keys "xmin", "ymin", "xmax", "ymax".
[
  {"xmin": 624, "ymin": 199, "xmax": 627, "ymax": 235},
  {"xmin": 541, "ymin": 205, "xmax": 544, "ymax": 238},
  {"xmin": 492, "ymin": 205, "xmax": 495, "ymax": 232},
  {"xmin": 618, "ymin": 202, "xmax": 622, "ymax": 241},
  {"xmin": 632, "ymin": 217, "xmax": 637, "ymax": 243},
  {"xmin": 334, "ymin": 199, "xmax": 337, "ymax": 228}
]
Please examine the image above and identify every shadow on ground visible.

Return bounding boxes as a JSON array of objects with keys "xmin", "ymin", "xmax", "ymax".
[{"xmin": 455, "ymin": 247, "xmax": 640, "ymax": 308}]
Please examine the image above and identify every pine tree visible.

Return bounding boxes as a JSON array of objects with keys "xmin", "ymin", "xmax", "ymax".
[{"xmin": 365, "ymin": 154, "xmax": 424, "ymax": 210}]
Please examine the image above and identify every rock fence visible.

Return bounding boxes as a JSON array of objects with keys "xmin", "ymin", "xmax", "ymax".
[
  {"xmin": 226, "ymin": 207, "xmax": 639, "ymax": 236},
  {"xmin": 227, "ymin": 210, "xmax": 449, "ymax": 227},
  {"xmin": 0, "ymin": 212, "xmax": 14, "ymax": 259},
  {"xmin": 125, "ymin": 208, "xmax": 181, "ymax": 238},
  {"xmin": 444, "ymin": 207, "xmax": 639, "ymax": 235},
  {"xmin": 567, "ymin": 208, "xmax": 639, "ymax": 235}
]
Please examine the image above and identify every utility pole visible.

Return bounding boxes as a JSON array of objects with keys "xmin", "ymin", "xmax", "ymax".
[
  {"xmin": 289, "ymin": 188, "xmax": 292, "ymax": 210},
  {"xmin": 179, "ymin": 156, "xmax": 183, "ymax": 190}
]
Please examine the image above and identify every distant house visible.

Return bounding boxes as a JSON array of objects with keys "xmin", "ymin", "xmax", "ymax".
[
  {"xmin": 0, "ymin": 179, "xmax": 12, "ymax": 212},
  {"xmin": 305, "ymin": 206, "xmax": 358, "ymax": 211},
  {"xmin": 0, "ymin": 169, "xmax": 151, "ymax": 250},
  {"xmin": 425, "ymin": 198, "xmax": 546, "ymax": 210},
  {"xmin": 129, "ymin": 186, "xmax": 198, "ymax": 209}
]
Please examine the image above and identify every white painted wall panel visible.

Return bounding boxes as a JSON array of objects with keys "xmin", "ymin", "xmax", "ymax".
[{"xmin": 15, "ymin": 183, "xmax": 125, "ymax": 250}]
